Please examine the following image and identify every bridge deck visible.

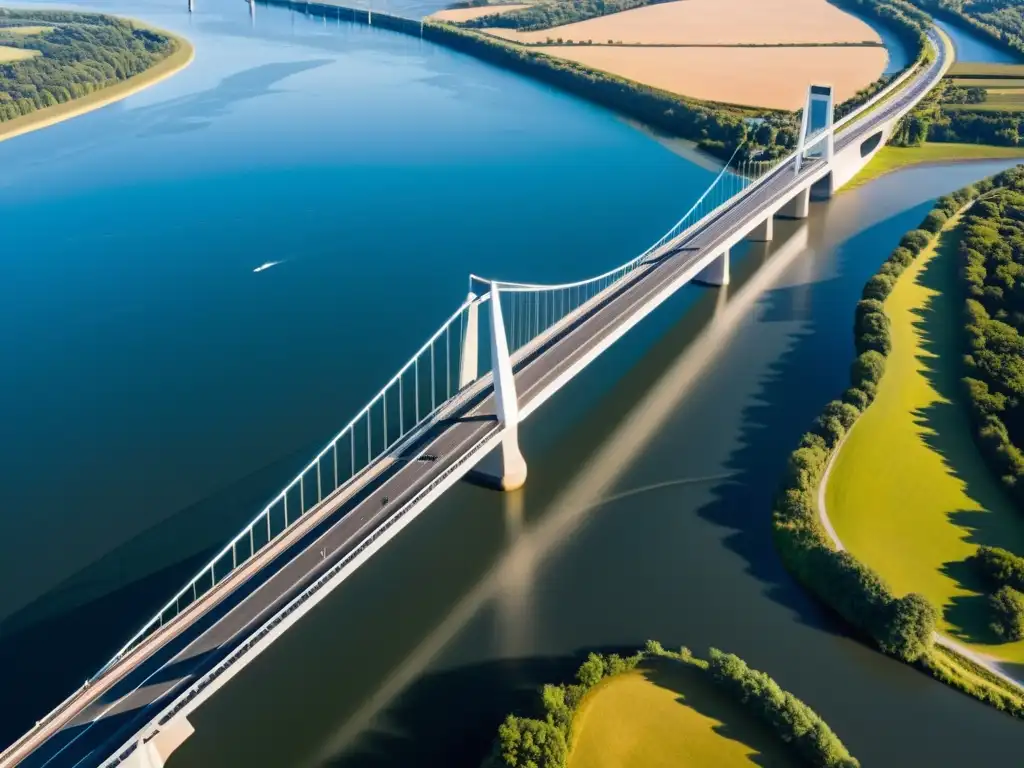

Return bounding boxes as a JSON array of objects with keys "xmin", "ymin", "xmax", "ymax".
[{"xmin": 12, "ymin": 31, "xmax": 946, "ymax": 768}]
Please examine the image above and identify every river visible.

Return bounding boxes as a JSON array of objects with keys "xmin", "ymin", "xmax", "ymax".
[
  {"xmin": 936, "ymin": 16, "xmax": 1022, "ymax": 64},
  {"xmin": 2, "ymin": 0, "xmax": 1022, "ymax": 764},
  {"xmin": 0, "ymin": 0, "xmax": 717, "ymax": 744}
]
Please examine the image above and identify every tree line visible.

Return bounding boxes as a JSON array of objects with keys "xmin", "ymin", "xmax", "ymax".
[
  {"xmin": 971, "ymin": 546, "xmax": 1024, "ymax": 639},
  {"xmin": 485, "ymin": 641, "xmax": 859, "ymax": 768},
  {"xmin": 955, "ymin": 169, "xmax": 1024, "ymax": 643},
  {"xmin": 276, "ymin": 0, "xmax": 928, "ymax": 164},
  {"xmin": 891, "ymin": 78, "xmax": 1024, "ymax": 147},
  {"xmin": 773, "ymin": 171, "xmax": 1024, "ymax": 717},
  {"xmin": 908, "ymin": 0, "xmax": 1024, "ymax": 60},
  {"xmin": 0, "ymin": 9, "xmax": 177, "ymax": 124}
]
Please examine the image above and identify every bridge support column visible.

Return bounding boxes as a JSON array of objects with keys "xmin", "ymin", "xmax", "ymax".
[
  {"xmin": 487, "ymin": 284, "xmax": 527, "ymax": 491},
  {"xmin": 459, "ymin": 293, "xmax": 479, "ymax": 389},
  {"xmin": 124, "ymin": 717, "xmax": 194, "ymax": 768},
  {"xmin": 747, "ymin": 216, "xmax": 773, "ymax": 242},
  {"xmin": 779, "ymin": 187, "xmax": 810, "ymax": 219},
  {"xmin": 695, "ymin": 248, "xmax": 730, "ymax": 287}
]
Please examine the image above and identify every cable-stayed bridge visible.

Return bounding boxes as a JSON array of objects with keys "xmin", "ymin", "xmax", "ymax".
[{"xmin": 2, "ymin": 26, "xmax": 949, "ymax": 768}]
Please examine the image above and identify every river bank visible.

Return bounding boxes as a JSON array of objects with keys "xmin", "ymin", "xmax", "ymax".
[
  {"xmin": 0, "ymin": 22, "xmax": 193, "ymax": 145},
  {"xmin": 844, "ymin": 143, "xmax": 1024, "ymax": 189}
]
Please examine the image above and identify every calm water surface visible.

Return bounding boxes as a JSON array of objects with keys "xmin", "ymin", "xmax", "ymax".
[
  {"xmin": 173, "ymin": 160, "xmax": 1024, "ymax": 768},
  {"xmin": 2, "ymin": 0, "xmax": 1022, "ymax": 762},
  {"xmin": 0, "ymin": 0, "xmax": 716, "ymax": 741},
  {"xmin": 936, "ymin": 17, "xmax": 1022, "ymax": 64}
]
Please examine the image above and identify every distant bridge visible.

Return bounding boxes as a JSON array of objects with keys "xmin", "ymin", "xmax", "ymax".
[{"xmin": 2, "ymin": 24, "xmax": 949, "ymax": 768}]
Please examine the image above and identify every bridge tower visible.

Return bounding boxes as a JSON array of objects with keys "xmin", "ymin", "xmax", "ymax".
[
  {"xmin": 487, "ymin": 284, "xmax": 528, "ymax": 491},
  {"xmin": 795, "ymin": 84, "xmax": 835, "ymax": 173}
]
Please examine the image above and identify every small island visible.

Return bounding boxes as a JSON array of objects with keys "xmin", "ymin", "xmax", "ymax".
[
  {"xmin": 0, "ymin": 8, "xmax": 193, "ymax": 143},
  {"xmin": 485, "ymin": 642, "xmax": 859, "ymax": 768}
]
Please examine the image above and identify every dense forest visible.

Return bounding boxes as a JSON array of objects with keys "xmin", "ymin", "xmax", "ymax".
[
  {"xmin": 958, "ymin": 169, "xmax": 1024, "ymax": 642},
  {"xmin": 0, "ymin": 8, "xmax": 177, "ymax": 124},
  {"xmin": 959, "ymin": 173, "xmax": 1024, "ymax": 502}
]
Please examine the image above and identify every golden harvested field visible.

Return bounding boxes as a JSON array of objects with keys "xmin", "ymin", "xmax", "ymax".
[
  {"xmin": 539, "ymin": 45, "xmax": 887, "ymax": 109},
  {"xmin": 0, "ymin": 45, "xmax": 39, "ymax": 62},
  {"xmin": 429, "ymin": 4, "xmax": 527, "ymax": 22},
  {"xmin": 483, "ymin": 0, "xmax": 882, "ymax": 45}
]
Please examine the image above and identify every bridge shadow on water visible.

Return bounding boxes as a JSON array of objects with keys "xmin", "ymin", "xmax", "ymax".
[
  {"xmin": 684, "ymin": 220, "xmax": 857, "ymax": 638},
  {"xmin": 902, "ymin": 223, "xmax": 1024, "ymax": 649}
]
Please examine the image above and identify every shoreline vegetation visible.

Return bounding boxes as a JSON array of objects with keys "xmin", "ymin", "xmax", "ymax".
[
  {"xmin": 824, "ymin": 200, "xmax": 1024, "ymax": 664},
  {"xmin": 0, "ymin": 10, "xmax": 193, "ymax": 144},
  {"xmin": 272, "ymin": 0, "xmax": 930, "ymax": 163},
  {"xmin": 484, "ymin": 642, "xmax": 860, "ymax": 768},
  {"xmin": 772, "ymin": 165, "xmax": 1024, "ymax": 716}
]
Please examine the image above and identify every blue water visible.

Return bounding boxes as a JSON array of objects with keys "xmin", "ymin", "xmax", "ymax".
[
  {"xmin": 0, "ymin": 0, "xmax": 720, "ymax": 732},
  {"xmin": 936, "ymin": 17, "xmax": 1022, "ymax": 64}
]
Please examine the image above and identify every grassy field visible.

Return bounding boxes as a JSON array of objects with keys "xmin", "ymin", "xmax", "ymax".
[
  {"xmin": 0, "ymin": 25, "xmax": 194, "ymax": 144},
  {"xmin": 3, "ymin": 25, "xmax": 54, "ymax": 36},
  {"xmin": 569, "ymin": 657, "xmax": 793, "ymax": 768},
  {"xmin": 947, "ymin": 62, "xmax": 1024, "ymax": 78},
  {"xmin": 844, "ymin": 142, "xmax": 1024, "ymax": 190},
  {"xmin": 824, "ymin": 213, "xmax": 1024, "ymax": 665},
  {"xmin": 0, "ymin": 45, "xmax": 38, "ymax": 62}
]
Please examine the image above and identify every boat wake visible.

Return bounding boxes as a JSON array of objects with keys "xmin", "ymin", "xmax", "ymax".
[{"xmin": 253, "ymin": 260, "xmax": 284, "ymax": 273}]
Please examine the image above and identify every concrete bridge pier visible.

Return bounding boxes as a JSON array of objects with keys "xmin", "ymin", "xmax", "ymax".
[
  {"xmin": 778, "ymin": 187, "xmax": 810, "ymax": 219},
  {"xmin": 477, "ymin": 284, "xmax": 527, "ymax": 491},
  {"xmin": 123, "ymin": 717, "xmax": 194, "ymax": 768},
  {"xmin": 695, "ymin": 248, "xmax": 730, "ymax": 287},
  {"xmin": 746, "ymin": 216, "xmax": 773, "ymax": 242}
]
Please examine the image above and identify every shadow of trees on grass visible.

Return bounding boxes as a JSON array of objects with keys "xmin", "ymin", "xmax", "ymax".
[
  {"xmin": 905, "ymin": 222, "xmax": 1024, "ymax": 647},
  {"xmin": 642, "ymin": 656, "xmax": 792, "ymax": 768}
]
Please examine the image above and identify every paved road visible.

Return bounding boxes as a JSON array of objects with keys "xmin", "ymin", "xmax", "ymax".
[{"xmin": 8, "ymin": 31, "xmax": 947, "ymax": 768}]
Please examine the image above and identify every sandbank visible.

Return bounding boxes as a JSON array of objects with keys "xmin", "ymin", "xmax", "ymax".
[
  {"xmin": 537, "ymin": 45, "xmax": 887, "ymax": 109},
  {"xmin": 482, "ymin": 0, "xmax": 883, "ymax": 46},
  {"xmin": 429, "ymin": 4, "xmax": 527, "ymax": 22},
  {"xmin": 0, "ymin": 23, "xmax": 194, "ymax": 145}
]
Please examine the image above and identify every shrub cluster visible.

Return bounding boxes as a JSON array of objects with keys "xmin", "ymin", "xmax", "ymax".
[
  {"xmin": 969, "ymin": 545, "xmax": 1024, "ymax": 592},
  {"xmin": 989, "ymin": 586, "xmax": 1024, "ymax": 641},
  {"xmin": 486, "ymin": 642, "xmax": 860, "ymax": 768},
  {"xmin": 486, "ymin": 650, "xmax": 643, "ymax": 768},
  {"xmin": 706, "ymin": 648, "xmax": 859, "ymax": 768},
  {"xmin": 968, "ymin": 545, "xmax": 1024, "ymax": 639},
  {"xmin": 771, "ymin": 195, "xmax": 987, "ymax": 667}
]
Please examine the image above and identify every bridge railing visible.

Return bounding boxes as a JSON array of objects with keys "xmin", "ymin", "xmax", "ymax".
[
  {"xmin": 470, "ymin": 147, "xmax": 802, "ymax": 357},
  {"xmin": 97, "ymin": 296, "xmax": 478, "ymax": 675}
]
